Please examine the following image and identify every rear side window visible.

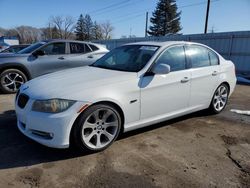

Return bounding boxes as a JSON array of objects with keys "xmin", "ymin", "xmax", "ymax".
[
  {"xmin": 156, "ymin": 46, "xmax": 186, "ymax": 72},
  {"xmin": 85, "ymin": 44, "xmax": 92, "ymax": 53},
  {"xmin": 89, "ymin": 44, "xmax": 99, "ymax": 51},
  {"xmin": 209, "ymin": 51, "xmax": 219, "ymax": 66},
  {"xmin": 70, "ymin": 43, "xmax": 92, "ymax": 54},
  {"xmin": 70, "ymin": 43, "xmax": 85, "ymax": 54},
  {"xmin": 186, "ymin": 45, "xmax": 210, "ymax": 68}
]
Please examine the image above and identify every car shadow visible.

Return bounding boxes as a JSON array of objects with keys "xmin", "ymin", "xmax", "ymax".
[{"xmin": 0, "ymin": 109, "xmax": 211, "ymax": 170}]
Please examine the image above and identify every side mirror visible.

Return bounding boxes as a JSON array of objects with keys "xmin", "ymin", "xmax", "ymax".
[
  {"xmin": 32, "ymin": 50, "xmax": 45, "ymax": 57},
  {"xmin": 152, "ymin": 63, "xmax": 171, "ymax": 75}
]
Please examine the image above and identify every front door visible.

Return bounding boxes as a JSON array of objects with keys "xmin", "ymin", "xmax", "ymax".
[
  {"xmin": 140, "ymin": 45, "xmax": 191, "ymax": 120},
  {"xmin": 31, "ymin": 42, "xmax": 67, "ymax": 77}
]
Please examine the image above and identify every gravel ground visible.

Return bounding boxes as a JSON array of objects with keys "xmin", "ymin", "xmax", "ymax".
[{"xmin": 0, "ymin": 85, "xmax": 249, "ymax": 188}]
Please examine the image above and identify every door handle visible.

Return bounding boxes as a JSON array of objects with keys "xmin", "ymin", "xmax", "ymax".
[
  {"xmin": 58, "ymin": 56, "xmax": 65, "ymax": 60},
  {"xmin": 212, "ymin": 71, "xmax": 218, "ymax": 76},
  {"xmin": 181, "ymin": 77, "xmax": 190, "ymax": 83},
  {"xmin": 87, "ymin": 55, "xmax": 94, "ymax": 58}
]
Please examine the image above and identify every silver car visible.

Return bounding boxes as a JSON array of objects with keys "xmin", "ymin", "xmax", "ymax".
[{"xmin": 0, "ymin": 40, "xmax": 109, "ymax": 93}]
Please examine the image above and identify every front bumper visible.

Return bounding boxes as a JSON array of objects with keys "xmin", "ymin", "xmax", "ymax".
[{"xmin": 15, "ymin": 96, "xmax": 89, "ymax": 148}]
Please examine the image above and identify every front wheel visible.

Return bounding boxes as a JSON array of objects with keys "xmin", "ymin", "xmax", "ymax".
[
  {"xmin": 0, "ymin": 69, "xmax": 27, "ymax": 93},
  {"xmin": 209, "ymin": 84, "xmax": 229, "ymax": 114},
  {"xmin": 72, "ymin": 104, "xmax": 122, "ymax": 152}
]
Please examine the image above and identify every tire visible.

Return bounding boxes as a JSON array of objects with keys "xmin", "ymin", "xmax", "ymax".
[
  {"xmin": 71, "ymin": 104, "xmax": 122, "ymax": 152},
  {"xmin": 0, "ymin": 69, "xmax": 27, "ymax": 94},
  {"xmin": 208, "ymin": 83, "xmax": 229, "ymax": 114}
]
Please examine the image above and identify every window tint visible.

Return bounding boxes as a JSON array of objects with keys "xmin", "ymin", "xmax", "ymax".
[
  {"xmin": 156, "ymin": 46, "xmax": 186, "ymax": 72},
  {"xmin": 209, "ymin": 51, "xmax": 219, "ymax": 65},
  {"xmin": 40, "ymin": 43, "xmax": 65, "ymax": 55},
  {"xmin": 85, "ymin": 44, "xmax": 92, "ymax": 53},
  {"xmin": 186, "ymin": 45, "xmax": 210, "ymax": 68},
  {"xmin": 70, "ymin": 43, "xmax": 85, "ymax": 54},
  {"xmin": 92, "ymin": 45, "xmax": 159, "ymax": 72},
  {"xmin": 89, "ymin": 44, "xmax": 99, "ymax": 51}
]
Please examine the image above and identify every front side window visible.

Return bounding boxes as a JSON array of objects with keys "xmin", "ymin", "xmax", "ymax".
[
  {"xmin": 91, "ymin": 45, "xmax": 159, "ymax": 72},
  {"xmin": 186, "ymin": 45, "xmax": 210, "ymax": 68},
  {"xmin": 40, "ymin": 43, "xmax": 65, "ymax": 55},
  {"xmin": 18, "ymin": 42, "xmax": 45, "ymax": 54},
  {"xmin": 156, "ymin": 46, "xmax": 186, "ymax": 72}
]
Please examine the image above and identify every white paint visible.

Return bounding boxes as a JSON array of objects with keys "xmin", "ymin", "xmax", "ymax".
[{"xmin": 15, "ymin": 41, "xmax": 237, "ymax": 148}]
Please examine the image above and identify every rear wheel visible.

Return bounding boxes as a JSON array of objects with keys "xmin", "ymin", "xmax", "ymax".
[
  {"xmin": 72, "ymin": 104, "xmax": 121, "ymax": 152},
  {"xmin": 0, "ymin": 69, "xmax": 27, "ymax": 93},
  {"xmin": 209, "ymin": 84, "xmax": 229, "ymax": 114}
]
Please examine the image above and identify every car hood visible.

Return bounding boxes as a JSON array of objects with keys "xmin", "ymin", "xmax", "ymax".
[
  {"xmin": 0, "ymin": 53, "xmax": 29, "ymax": 58},
  {"xmin": 21, "ymin": 66, "xmax": 137, "ymax": 100}
]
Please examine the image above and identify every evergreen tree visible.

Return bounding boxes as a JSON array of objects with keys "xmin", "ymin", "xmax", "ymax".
[
  {"xmin": 92, "ymin": 21, "xmax": 103, "ymax": 40},
  {"xmin": 148, "ymin": 0, "xmax": 181, "ymax": 36},
  {"xmin": 84, "ymin": 14, "xmax": 93, "ymax": 40},
  {"xmin": 75, "ymin": 14, "xmax": 85, "ymax": 40}
]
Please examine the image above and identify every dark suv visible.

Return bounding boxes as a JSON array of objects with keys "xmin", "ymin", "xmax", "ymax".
[{"xmin": 0, "ymin": 40, "xmax": 108, "ymax": 93}]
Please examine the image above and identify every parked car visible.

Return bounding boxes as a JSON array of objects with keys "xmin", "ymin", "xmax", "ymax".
[
  {"xmin": 0, "ymin": 40, "xmax": 108, "ymax": 93},
  {"xmin": 15, "ymin": 41, "xmax": 236, "ymax": 151},
  {"xmin": 0, "ymin": 44, "xmax": 30, "ymax": 54},
  {"xmin": 0, "ymin": 42, "xmax": 9, "ymax": 52}
]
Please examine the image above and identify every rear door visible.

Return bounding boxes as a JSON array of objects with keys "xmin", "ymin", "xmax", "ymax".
[
  {"xmin": 67, "ymin": 42, "xmax": 96, "ymax": 68},
  {"xmin": 185, "ymin": 44, "xmax": 221, "ymax": 108}
]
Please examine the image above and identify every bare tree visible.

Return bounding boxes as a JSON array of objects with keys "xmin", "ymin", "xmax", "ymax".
[
  {"xmin": 101, "ymin": 21, "xmax": 114, "ymax": 40},
  {"xmin": 8, "ymin": 26, "xmax": 43, "ymax": 44},
  {"xmin": 49, "ymin": 15, "xmax": 75, "ymax": 39},
  {"xmin": 0, "ymin": 27, "xmax": 7, "ymax": 37}
]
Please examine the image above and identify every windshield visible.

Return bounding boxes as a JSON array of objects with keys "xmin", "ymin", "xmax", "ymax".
[
  {"xmin": 18, "ymin": 42, "xmax": 45, "ymax": 54},
  {"xmin": 91, "ymin": 45, "xmax": 159, "ymax": 72}
]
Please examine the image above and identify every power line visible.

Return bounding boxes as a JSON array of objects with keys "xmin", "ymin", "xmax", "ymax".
[
  {"xmin": 111, "ymin": 13, "xmax": 145, "ymax": 24},
  {"xmin": 179, "ymin": 0, "xmax": 220, "ymax": 8},
  {"xmin": 88, "ymin": 0, "xmax": 130, "ymax": 14},
  {"xmin": 110, "ymin": 0, "xmax": 219, "ymax": 22},
  {"xmin": 94, "ymin": 0, "xmax": 143, "ymax": 16}
]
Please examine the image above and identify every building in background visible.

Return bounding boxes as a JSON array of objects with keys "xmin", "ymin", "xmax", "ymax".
[{"xmin": 0, "ymin": 36, "xmax": 19, "ymax": 52}]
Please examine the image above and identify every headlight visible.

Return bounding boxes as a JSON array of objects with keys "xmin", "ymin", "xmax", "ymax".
[{"xmin": 32, "ymin": 99, "xmax": 76, "ymax": 113}]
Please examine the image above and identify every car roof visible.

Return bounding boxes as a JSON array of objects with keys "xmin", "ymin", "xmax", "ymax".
[
  {"xmin": 123, "ymin": 41, "xmax": 201, "ymax": 47},
  {"xmin": 45, "ymin": 39, "xmax": 97, "ymax": 45},
  {"xmin": 43, "ymin": 39, "xmax": 107, "ymax": 49}
]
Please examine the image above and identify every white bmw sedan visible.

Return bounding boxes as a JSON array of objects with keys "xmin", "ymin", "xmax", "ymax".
[{"xmin": 15, "ymin": 41, "xmax": 236, "ymax": 151}]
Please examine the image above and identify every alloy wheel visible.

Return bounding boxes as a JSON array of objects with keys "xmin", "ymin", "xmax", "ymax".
[
  {"xmin": 1, "ymin": 72, "xmax": 25, "ymax": 92},
  {"xmin": 81, "ymin": 108, "xmax": 119, "ymax": 149},
  {"xmin": 213, "ymin": 85, "xmax": 228, "ymax": 112}
]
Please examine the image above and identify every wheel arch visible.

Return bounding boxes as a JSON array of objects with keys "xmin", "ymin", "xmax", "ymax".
[
  {"xmin": 69, "ymin": 100, "xmax": 125, "ymax": 147},
  {"xmin": 0, "ymin": 63, "xmax": 31, "ymax": 80},
  {"xmin": 220, "ymin": 81, "xmax": 230, "ymax": 94}
]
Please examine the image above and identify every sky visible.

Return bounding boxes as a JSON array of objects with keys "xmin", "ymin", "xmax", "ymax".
[{"xmin": 0, "ymin": 0, "xmax": 249, "ymax": 38}]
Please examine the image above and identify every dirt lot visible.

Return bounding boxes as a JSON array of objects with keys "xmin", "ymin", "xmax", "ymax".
[{"xmin": 0, "ymin": 85, "xmax": 249, "ymax": 188}]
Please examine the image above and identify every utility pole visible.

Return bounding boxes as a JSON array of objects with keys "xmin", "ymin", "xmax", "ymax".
[
  {"xmin": 145, "ymin": 11, "xmax": 148, "ymax": 37},
  {"xmin": 204, "ymin": 0, "xmax": 211, "ymax": 34}
]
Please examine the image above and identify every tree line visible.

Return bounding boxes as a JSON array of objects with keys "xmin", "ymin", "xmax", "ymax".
[
  {"xmin": 0, "ymin": 14, "xmax": 114, "ymax": 44},
  {"xmin": 0, "ymin": 0, "xmax": 182, "ymax": 44}
]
